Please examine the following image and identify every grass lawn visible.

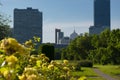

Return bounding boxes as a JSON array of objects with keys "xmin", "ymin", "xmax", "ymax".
[
  {"xmin": 95, "ymin": 65, "xmax": 120, "ymax": 79},
  {"xmin": 71, "ymin": 67, "xmax": 105, "ymax": 80},
  {"xmin": 71, "ymin": 67, "xmax": 98, "ymax": 77},
  {"xmin": 55, "ymin": 60, "xmax": 120, "ymax": 80},
  {"xmin": 87, "ymin": 77, "xmax": 105, "ymax": 80}
]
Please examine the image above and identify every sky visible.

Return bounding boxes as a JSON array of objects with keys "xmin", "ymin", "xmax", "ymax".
[{"xmin": 0, "ymin": 0, "xmax": 120, "ymax": 43}]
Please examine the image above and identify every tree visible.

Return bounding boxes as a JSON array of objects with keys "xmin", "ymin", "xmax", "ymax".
[
  {"xmin": 64, "ymin": 33, "xmax": 94, "ymax": 60},
  {"xmin": 0, "ymin": 14, "xmax": 11, "ymax": 40},
  {"xmin": 40, "ymin": 43, "xmax": 54, "ymax": 61},
  {"xmin": 54, "ymin": 48, "xmax": 62, "ymax": 60}
]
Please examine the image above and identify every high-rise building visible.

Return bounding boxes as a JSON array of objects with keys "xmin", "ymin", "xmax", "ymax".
[
  {"xmin": 14, "ymin": 7, "xmax": 42, "ymax": 43},
  {"xmin": 55, "ymin": 29, "xmax": 64, "ymax": 44},
  {"xmin": 70, "ymin": 30, "xmax": 78, "ymax": 40},
  {"xmin": 89, "ymin": 0, "xmax": 110, "ymax": 35}
]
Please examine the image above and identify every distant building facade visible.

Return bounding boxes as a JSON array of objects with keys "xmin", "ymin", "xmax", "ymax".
[
  {"xmin": 14, "ymin": 7, "xmax": 42, "ymax": 43},
  {"xmin": 89, "ymin": 0, "xmax": 110, "ymax": 35},
  {"xmin": 55, "ymin": 29, "xmax": 64, "ymax": 44},
  {"xmin": 59, "ymin": 37, "xmax": 70, "ymax": 45},
  {"xmin": 55, "ymin": 29, "xmax": 79, "ymax": 45},
  {"xmin": 70, "ymin": 30, "xmax": 78, "ymax": 40}
]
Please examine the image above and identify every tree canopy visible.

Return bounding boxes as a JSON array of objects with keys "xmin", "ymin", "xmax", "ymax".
[
  {"xmin": 62, "ymin": 29, "xmax": 120, "ymax": 65},
  {"xmin": 0, "ymin": 14, "xmax": 11, "ymax": 40}
]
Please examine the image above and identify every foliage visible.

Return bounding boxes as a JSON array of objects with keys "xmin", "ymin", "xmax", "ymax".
[
  {"xmin": 65, "ymin": 33, "xmax": 94, "ymax": 60},
  {"xmin": 0, "ymin": 14, "xmax": 12, "ymax": 40},
  {"xmin": 78, "ymin": 60, "xmax": 93, "ymax": 67},
  {"xmin": 0, "ymin": 38, "xmax": 87, "ymax": 80},
  {"xmin": 74, "ymin": 62, "xmax": 81, "ymax": 71},
  {"xmin": 40, "ymin": 43, "xmax": 54, "ymax": 61},
  {"xmin": 54, "ymin": 48, "xmax": 62, "ymax": 60},
  {"xmin": 63, "ymin": 29, "xmax": 120, "ymax": 65}
]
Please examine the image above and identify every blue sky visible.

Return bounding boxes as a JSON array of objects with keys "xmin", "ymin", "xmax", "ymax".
[{"xmin": 0, "ymin": 0, "xmax": 120, "ymax": 43}]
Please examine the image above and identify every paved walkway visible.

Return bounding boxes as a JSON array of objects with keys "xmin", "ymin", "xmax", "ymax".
[{"xmin": 93, "ymin": 68, "xmax": 117, "ymax": 80}]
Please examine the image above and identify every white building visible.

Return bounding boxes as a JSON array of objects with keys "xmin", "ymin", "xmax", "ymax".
[{"xmin": 70, "ymin": 30, "xmax": 78, "ymax": 40}]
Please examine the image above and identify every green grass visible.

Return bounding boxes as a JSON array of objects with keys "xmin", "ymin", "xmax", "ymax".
[
  {"xmin": 71, "ymin": 67, "xmax": 105, "ymax": 80},
  {"xmin": 95, "ymin": 65, "xmax": 120, "ymax": 79},
  {"xmin": 71, "ymin": 67, "xmax": 98, "ymax": 77},
  {"xmin": 87, "ymin": 77, "xmax": 105, "ymax": 80},
  {"xmin": 55, "ymin": 60, "xmax": 120, "ymax": 80}
]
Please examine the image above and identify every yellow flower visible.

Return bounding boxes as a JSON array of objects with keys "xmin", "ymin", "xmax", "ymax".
[
  {"xmin": 48, "ymin": 64, "xmax": 54, "ymax": 70},
  {"xmin": 6, "ymin": 55, "xmax": 18, "ymax": 65},
  {"xmin": 44, "ymin": 57, "xmax": 49, "ymax": 62},
  {"xmin": 27, "ymin": 74, "xmax": 38, "ymax": 80},
  {"xmin": 78, "ymin": 76, "xmax": 87, "ymax": 80},
  {"xmin": 18, "ymin": 75, "xmax": 26, "ymax": 80},
  {"xmin": 0, "ymin": 38, "xmax": 10, "ymax": 50},
  {"xmin": 3, "ymin": 70, "xmax": 9, "ymax": 78},
  {"xmin": 63, "ymin": 67, "xmax": 70, "ymax": 71},
  {"xmin": 24, "ymin": 68, "xmax": 38, "ymax": 76},
  {"xmin": 7, "ymin": 38, "xmax": 18, "ymax": 46},
  {"xmin": 40, "ymin": 54, "xmax": 46, "ymax": 58},
  {"xmin": 63, "ymin": 60, "xmax": 69, "ymax": 65},
  {"xmin": 50, "ymin": 60, "xmax": 57, "ymax": 65},
  {"xmin": 17, "ymin": 45, "xmax": 28, "ymax": 55},
  {"xmin": 0, "ymin": 54, "xmax": 4, "ymax": 58},
  {"xmin": 60, "ymin": 75, "xmax": 66, "ymax": 79},
  {"xmin": 25, "ymin": 40, "xmax": 33, "ymax": 48},
  {"xmin": 36, "ymin": 60, "xmax": 42, "ymax": 67}
]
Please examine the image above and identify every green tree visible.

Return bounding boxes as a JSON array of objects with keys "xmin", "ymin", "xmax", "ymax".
[
  {"xmin": 40, "ymin": 43, "xmax": 54, "ymax": 61},
  {"xmin": 0, "ymin": 14, "xmax": 11, "ymax": 40},
  {"xmin": 64, "ymin": 33, "xmax": 94, "ymax": 60},
  {"xmin": 89, "ymin": 29, "xmax": 120, "ymax": 65},
  {"xmin": 99, "ymin": 29, "xmax": 110, "ymax": 48},
  {"xmin": 54, "ymin": 48, "xmax": 62, "ymax": 60}
]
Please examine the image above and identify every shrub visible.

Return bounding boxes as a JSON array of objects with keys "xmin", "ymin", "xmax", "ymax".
[
  {"xmin": 74, "ymin": 62, "xmax": 81, "ymax": 71},
  {"xmin": 0, "ymin": 38, "xmax": 87, "ymax": 80},
  {"xmin": 79, "ymin": 60, "xmax": 93, "ymax": 67},
  {"xmin": 40, "ymin": 44, "xmax": 54, "ymax": 61}
]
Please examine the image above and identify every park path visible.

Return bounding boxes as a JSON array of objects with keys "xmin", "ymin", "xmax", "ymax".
[{"xmin": 93, "ymin": 68, "xmax": 117, "ymax": 80}]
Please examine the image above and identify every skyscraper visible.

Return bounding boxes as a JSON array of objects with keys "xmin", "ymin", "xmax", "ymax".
[
  {"xmin": 14, "ymin": 7, "xmax": 42, "ymax": 43},
  {"xmin": 55, "ymin": 29, "xmax": 64, "ymax": 44},
  {"xmin": 89, "ymin": 0, "xmax": 110, "ymax": 34}
]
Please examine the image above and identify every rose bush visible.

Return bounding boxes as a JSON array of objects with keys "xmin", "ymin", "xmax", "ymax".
[{"xmin": 0, "ymin": 38, "xmax": 87, "ymax": 80}]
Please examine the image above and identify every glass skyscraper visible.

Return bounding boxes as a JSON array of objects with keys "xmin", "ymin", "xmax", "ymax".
[
  {"xmin": 89, "ymin": 0, "xmax": 110, "ymax": 34},
  {"xmin": 94, "ymin": 0, "xmax": 110, "ymax": 27},
  {"xmin": 14, "ymin": 7, "xmax": 42, "ymax": 43}
]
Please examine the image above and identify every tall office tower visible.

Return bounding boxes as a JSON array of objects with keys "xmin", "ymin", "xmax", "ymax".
[
  {"xmin": 89, "ymin": 0, "xmax": 110, "ymax": 35},
  {"xmin": 55, "ymin": 29, "xmax": 64, "ymax": 44},
  {"xmin": 14, "ymin": 7, "xmax": 42, "ymax": 43}
]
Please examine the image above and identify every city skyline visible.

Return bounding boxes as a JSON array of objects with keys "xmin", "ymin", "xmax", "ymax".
[{"xmin": 0, "ymin": 0, "xmax": 120, "ymax": 43}]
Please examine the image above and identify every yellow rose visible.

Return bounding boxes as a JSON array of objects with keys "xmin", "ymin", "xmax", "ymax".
[
  {"xmin": 7, "ymin": 38, "xmax": 18, "ymax": 46},
  {"xmin": 27, "ymin": 74, "xmax": 38, "ymax": 80},
  {"xmin": 0, "ymin": 39, "xmax": 10, "ymax": 50},
  {"xmin": 3, "ymin": 70, "xmax": 9, "ymax": 78},
  {"xmin": 48, "ymin": 64, "xmax": 54, "ymax": 70},
  {"xmin": 63, "ymin": 60, "xmax": 69, "ymax": 65},
  {"xmin": 78, "ymin": 76, "xmax": 87, "ymax": 80},
  {"xmin": 18, "ymin": 75, "xmax": 26, "ymax": 80},
  {"xmin": 6, "ymin": 55, "xmax": 18, "ymax": 64},
  {"xmin": 63, "ymin": 67, "xmax": 70, "ymax": 71}
]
